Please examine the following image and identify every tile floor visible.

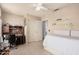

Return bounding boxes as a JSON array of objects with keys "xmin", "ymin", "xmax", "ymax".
[{"xmin": 10, "ymin": 40, "xmax": 52, "ymax": 55}]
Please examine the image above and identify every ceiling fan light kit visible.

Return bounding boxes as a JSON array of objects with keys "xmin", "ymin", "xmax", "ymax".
[
  {"xmin": 36, "ymin": 7, "xmax": 41, "ymax": 11},
  {"xmin": 33, "ymin": 3, "xmax": 47, "ymax": 11}
]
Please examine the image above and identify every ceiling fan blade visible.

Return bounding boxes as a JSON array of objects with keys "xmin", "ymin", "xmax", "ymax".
[
  {"xmin": 41, "ymin": 6, "xmax": 48, "ymax": 10},
  {"xmin": 33, "ymin": 3, "xmax": 42, "ymax": 7}
]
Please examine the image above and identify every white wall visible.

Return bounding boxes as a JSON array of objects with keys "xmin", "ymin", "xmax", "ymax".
[
  {"xmin": 0, "ymin": 19, "xmax": 2, "ymax": 37},
  {"xmin": 42, "ymin": 4, "xmax": 79, "ymax": 34},
  {"xmin": 0, "ymin": 8, "xmax": 2, "ymax": 42},
  {"xmin": 0, "ymin": 8, "xmax": 1, "ymax": 36},
  {"xmin": 2, "ymin": 12, "xmax": 25, "ymax": 26}
]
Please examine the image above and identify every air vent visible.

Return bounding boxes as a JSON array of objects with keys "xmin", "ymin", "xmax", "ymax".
[
  {"xmin": 54, "ymin": 8, "xmax": 59, "ymax": 11},
  {"xmin": 56, "ymin": 19, "xmax": 62, "ymax": 21}
]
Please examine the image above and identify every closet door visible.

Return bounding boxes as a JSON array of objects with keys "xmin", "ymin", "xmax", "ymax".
[{"xmin": 28, "ymin": 21, "xmax": 42, "ymax": 42}]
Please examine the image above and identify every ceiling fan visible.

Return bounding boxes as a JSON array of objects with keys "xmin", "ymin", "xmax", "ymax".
[{"xmin": 33, "ymin": 3, "xmax": 48, "ymax": 11}]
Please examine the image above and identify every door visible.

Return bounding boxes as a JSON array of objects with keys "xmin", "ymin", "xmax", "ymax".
[{"xmin": 28, "ymin": 21, "xmax": 42, "ymax": 42}]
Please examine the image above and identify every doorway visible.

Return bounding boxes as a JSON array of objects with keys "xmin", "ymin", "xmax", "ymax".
[{"xmin": 42, "ymin": 20, "xmax": 48, "ymax": 40}]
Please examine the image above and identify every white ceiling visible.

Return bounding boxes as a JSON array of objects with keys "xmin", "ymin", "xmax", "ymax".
[{"xmin": 0, "ymin": 3, "xmax": 72, "ymax": 17}]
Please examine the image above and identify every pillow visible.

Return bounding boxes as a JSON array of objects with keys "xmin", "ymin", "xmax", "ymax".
[
  {"xmin": 71, "ymin": 30, "xmax": 79, "ymax": 37},
  {"xmin": 53, "ymin": 30, "xmax": 69, "ymax": 36}
]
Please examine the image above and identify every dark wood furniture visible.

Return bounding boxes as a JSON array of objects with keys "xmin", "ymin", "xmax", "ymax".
[{"xmin": 2, "ymin": 24, "xmax": 26, "ymax": 45}]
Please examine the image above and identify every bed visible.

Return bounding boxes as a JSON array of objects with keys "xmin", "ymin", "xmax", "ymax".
[{"xmin": 43, "ymin": 30, "xmax": 79, "ymax": 55}]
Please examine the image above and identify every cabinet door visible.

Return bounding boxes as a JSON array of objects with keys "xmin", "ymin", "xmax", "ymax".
[{"xmin": 28, "ymin": 21, "xmax": 42, "ymax": 42}]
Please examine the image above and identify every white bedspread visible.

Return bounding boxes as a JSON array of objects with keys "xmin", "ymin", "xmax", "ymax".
[{"xmin": 43, "ymin": 35, "xmax": 79, "ymax": 55}]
